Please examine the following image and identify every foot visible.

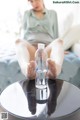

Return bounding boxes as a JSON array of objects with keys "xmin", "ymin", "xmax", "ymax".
[
  {"xmin": 47, "ymin": 59, "xmax": 58, "ymax": 79},
  {"xmin": 27, "ymin": 61, "xmax": 36, "ymax": 80}
]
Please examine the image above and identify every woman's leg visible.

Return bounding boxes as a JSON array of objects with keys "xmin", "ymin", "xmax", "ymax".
[
  {"xmin": 15, "ymin": 39, "xmax": 36, "ymax": 79},
  {"xmin": 45, "ymin": 39, "xmax": 64, "ymax": 78}
]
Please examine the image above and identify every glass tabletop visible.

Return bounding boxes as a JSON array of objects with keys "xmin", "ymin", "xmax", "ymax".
[{"xmin": 0, "ymin": 79, "xmax": 80, "ymax": 119}]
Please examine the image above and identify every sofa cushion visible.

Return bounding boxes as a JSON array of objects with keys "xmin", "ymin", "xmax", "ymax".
[
  {"xmin": 63, "ymin": 25, "xmax": 80, "ymax": 50},
  {"xmin": 71, "ymin": 42, "xmax": 80, "ymax": 57},
  {"xmin": 58, "ymin": 52, "xmax": 80, "ymax": 88}
]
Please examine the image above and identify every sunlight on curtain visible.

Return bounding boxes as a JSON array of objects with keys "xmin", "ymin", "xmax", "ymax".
[{"xmin": 0, "ymin": 0, "xmax": 26, "ymax": 33}]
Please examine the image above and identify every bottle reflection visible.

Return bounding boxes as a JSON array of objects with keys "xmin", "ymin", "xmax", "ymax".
[
  {"xmin": 36, "ymin": 87, "xmax": 48, "ymax": 104},
  {"xmin": 19, "ymin": 79, "xmax": 63, "ymax": 116}
]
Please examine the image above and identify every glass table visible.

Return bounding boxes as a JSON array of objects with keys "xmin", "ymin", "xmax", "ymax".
[{"xmin": 0, "ymin": 79, "xmax": 80, "ymax": 120}]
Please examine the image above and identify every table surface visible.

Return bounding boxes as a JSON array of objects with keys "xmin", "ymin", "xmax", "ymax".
[{"xmin": 0, "ymin": 79, "xmax": 80, "ymax": 119}]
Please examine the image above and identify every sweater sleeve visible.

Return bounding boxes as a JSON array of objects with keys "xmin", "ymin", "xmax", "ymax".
[
  {"xmin": 53, "ymin": 11, "xmax": 59, "ymax": 39},
  {"xmin": 21, "ymin": 11, "xmax": 30, "ymax": 39},
  {"xmin": 22, "ymin": 11, "xmax": 27, "ymax": 31}
]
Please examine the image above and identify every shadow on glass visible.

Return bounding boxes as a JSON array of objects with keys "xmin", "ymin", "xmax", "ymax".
[{"xmin": 19, "ymin": 79, "xmax": 63, "ymax": 116}]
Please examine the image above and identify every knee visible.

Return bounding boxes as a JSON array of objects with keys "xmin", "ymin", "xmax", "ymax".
[
  {"xmin": 15, "ymin": 39, "xmax": 21, "ymax": 45},
  {"xmin": 58, "ymin": 39, "xmax": 63, "ymax": 44}
]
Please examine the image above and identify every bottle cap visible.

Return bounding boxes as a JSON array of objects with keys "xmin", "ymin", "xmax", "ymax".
[{"xmin": 38, "ymin": 43, "xmax": 45, "ymax": 49}]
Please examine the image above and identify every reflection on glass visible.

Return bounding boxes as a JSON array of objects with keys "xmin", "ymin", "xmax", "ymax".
[
  {"xmin": 19, "ymin": 79, "xmax": 63, "ymax": 117},
  {"xmin": 47, "ymin": 79, "xmax": 57, "ymax": 116},
  {"xmin": 26, "ymin": 80, "xmax": 36, "ymax": 115},
  {"xmin": 36, "ymin": 87, "xmax": 48, "ymax": 103}
]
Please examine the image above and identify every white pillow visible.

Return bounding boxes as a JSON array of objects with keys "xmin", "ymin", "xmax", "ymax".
[
  {"xmin": 59, "ymin": 12, "xmax": 73, "ymax": 39},
  {"xmin": 62, "ymin": 25, "xmax": 80, "ymax": 50}
]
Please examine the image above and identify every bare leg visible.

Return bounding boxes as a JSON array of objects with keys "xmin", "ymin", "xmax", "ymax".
[
  {"xmin": 15, "ymin": 39, "xmax": 36, "ymax": 79},
  {"xmin": 15, "ymin": 39, "xmax": 64, "ymax": 79},
  {"xmin": 45, "ymin": 39, "xmax": 64, "ymax": 78}
]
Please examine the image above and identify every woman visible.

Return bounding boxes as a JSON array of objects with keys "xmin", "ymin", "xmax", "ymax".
[{"xmin": 15, "ymin": 0, "xmax": 64, "ymax": 80}]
